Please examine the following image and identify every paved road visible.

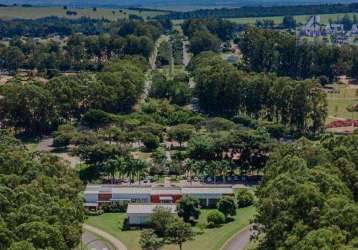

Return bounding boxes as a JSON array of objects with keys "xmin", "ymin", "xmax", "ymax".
[
  {"xmin": 83, "ymin": 224, "xmax": 127, "ymax": 250},
  {"xmin": 82, "ymin": 230, "xmax": 113, "ymax": 250},
  {"xmin": 222, "ymin": 224, "xmax": 254, "ymax": 250}
]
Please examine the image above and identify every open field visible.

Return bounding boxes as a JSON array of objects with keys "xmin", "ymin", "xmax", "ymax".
[
  {"xmin": 326, "ymin": 83, "xmax": 358, "ymax": 123},
  {"xmin": 172, "ymin": 12, "xmax": 358, "ymax": 26},
  {"xmin": 0, "ymin": 6, "xmax": 167, "ymax": 20},
  {"xmin": 86, "ymin": 206, "xmax": 256, "ymax": 250}
]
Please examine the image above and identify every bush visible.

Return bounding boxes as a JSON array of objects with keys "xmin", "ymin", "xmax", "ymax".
[
  {"xmin": 237, "ymin": 189, "xmax": 255, "ymax": 208},
  {"xmin": 142, "ymin": 133, "xmax": 160, "ymax": 151},
  {"xmin": 217, "ymin": 196, "xmax": 237, "ymax": 219},
  {"xmin": 85, "ymin": 209, "xmax": 104, "ymax": 216},
  {"xmin": 207, "ymin": 210, "xmax": 225, "ymax": 227},
  {"xmin": 102, "ymin": 201, "xmax": 129, "ymax": 213}
]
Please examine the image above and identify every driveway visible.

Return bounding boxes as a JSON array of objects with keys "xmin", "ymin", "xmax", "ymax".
[
  {"xmin": 222, "ymin": 224, "xmax": 254, "ymax": 250},
  {"xmin": 83, "ymin": 224, "xmax": 127, "ymax": 250},
  {"xmin": 82, "ymin": 230, "xmax": 114, "ymax": 250}
]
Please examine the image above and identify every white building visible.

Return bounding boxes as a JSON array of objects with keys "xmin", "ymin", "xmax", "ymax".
[
  {"xmin": 84, "ymin": 185, "xmax": 234, "ymax": 210},
  {"xmin": 301, "ymin": 15, "xmax": 321, "ymax": 37},
  {"xmin": 182, "ymin": 186, "xmax": 234, "ymax": 207},
  {"xmin": 127, "ymin": 204, "xmax": 177, "ymax": 225}
]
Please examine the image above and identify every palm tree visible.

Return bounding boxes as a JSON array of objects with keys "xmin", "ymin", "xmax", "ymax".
[
  {"xmin": 104, "ymin": 156, "xmax": 126, "ymax": 184},
  {"xmin": 126, "ymin": 158, "xmax": 148, "ymax": 184}
]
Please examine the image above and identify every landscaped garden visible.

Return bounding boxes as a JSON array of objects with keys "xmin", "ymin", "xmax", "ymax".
[{"xmin": 85, "ymin": 206, "xmax": 256, "ymax": 250}]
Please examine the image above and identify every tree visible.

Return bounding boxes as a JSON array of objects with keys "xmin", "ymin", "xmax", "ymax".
[
  {"xmin": 177, "ymin": 197, "xmax": 201, "ymax": 223},
  {"xmin": 150, "ymin": 207, "xmax": 176, "ymax": 237},
  {"xmin": 142, "ymin": 134, "xmax": 160, "ymax": 151},
  {"xmin": 127, "ymin": 158, "xmax": 148, "ymax": 183},
  {"xmin": 189, "ymin": 30, "xmax": 221, "ymax": 55},
  {"xmin": 236, "ymin": 189, "xmax": 255, "ymax": 208},
  {"xmin": 139, "ymin": 229, "xmax": 163, "ymax": 250},
  {"xmin": 207, "ymin": 210, "xmax": 225, "ymax": 227},
  {"xmin": 8, "ymin": 241, "xmax": 36, "ymax": 250},
  {"xmin": 217, "ymin": 197, "xmax": 237, "ymax": 220},
  {"xmin": 0, "ymin": 132, "xmax": 84, "ymax": 250},
  {"xmin": 166, "ymin": 220, "xmax": 194, "ymax": 250},
  {"xmin": 53, "ymin": 123, "xmax": 77, "ymax": 148},
  {"xmin": 168, "ymin": 124, "xmax": 194, "ymax": 147},
  {"xmin": 282, "ymin": 16, "xmax": 296, "ymax": 29},
  {"xmin": 0, "ymin": 83, "xmax": 58, "ymax": 135}
]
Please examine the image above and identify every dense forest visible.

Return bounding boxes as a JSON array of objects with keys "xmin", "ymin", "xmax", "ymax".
[
  {"xmin": 189, "ymin": 52, "xmax": 327, "ymax": 135},
  {"xmin": 0, "ymin": 18, "xmax": 169, "ymax": 74},
  {"xmin": 238, "ymin": 27, "xmax": 358, "ymax": 80},
  {"xmin": 0, "ymin": 130, "xmax": 84, "ymax": 250},
  {"xmin": 0, "ymin": 58, "xmax": 146, "ymax": 135},
  {"xmin": 156, "ymin": 2, "xmax": 358, "ymax": 20},
  {"xmin": 256, "ymin": 136, "xmax": 358, "ymax": 249}
]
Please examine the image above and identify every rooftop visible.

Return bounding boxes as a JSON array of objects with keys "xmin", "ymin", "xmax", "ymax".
[{"xmin": 126, "ymin": 204, "xmax": 177, "ymax": 214}]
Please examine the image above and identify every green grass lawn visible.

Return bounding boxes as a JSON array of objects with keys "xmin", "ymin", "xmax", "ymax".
[
  {"xmin": 0, "ymin": 6, "xmax": 167, "ymax": 20},
  {"xmin": 85, "ymin": 206, "xmax": 256, "ymax": 250},
  {"xmin": 326, "ymin": 84, "xmax": 358, "ymax": 121},
  {"xmin": 172, "ymin": 12, "xmax": 358, "ymax": 26}
]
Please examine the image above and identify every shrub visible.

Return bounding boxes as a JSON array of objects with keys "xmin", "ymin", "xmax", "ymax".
[
  {"xmin": 237, "ymin": 189, "xmax": 255, "ymax": 208},
  {"xmin": 142, "ymin": 134, "xmax": 160, "ymax": 151},
  {"xmin": 85, "ymin": 209, "xmax": 104, "ymax": 216},
  {"xmin": 217, "ymin": 197, "xmax": 237, "ymax": 219},
  {"xmin": 207, "ymin": 210, "xmax": 225, "ymax": 227},
  {"xmin": 102, "ymin": 201, "xmax": 129, "ymax": 213}
]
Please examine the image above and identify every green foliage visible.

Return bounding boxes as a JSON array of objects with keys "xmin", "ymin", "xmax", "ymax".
[
  {"xmin": 142, "ymin": 133, "xmax": 160, "ymax": 151},
  {"xmin": 236, "ymin": 189, "xmax": 255, "ymax": 208},
  {"xmin": 139, "ymin": 229, "xmax": 163, "ymax": 250},
  {"xmin": 168, "ymin": 124, "xmax": 195, "ymax": 147},
  {"xmin": 191, "ymin": 53, "xmax": 327, "ymax": 135},
  {"xmin": 81, "ymin": 109, "xmax": 118, "ymax": 128},
  {"xmin": 53, "ymin": 123, "xmax": 77, "ymax": 148},
  {"xmin": 217, "ymin": 197, "xmax": 237, "ymax": 219},
  {"xmin": 238, "ymin": 27, "xmax": 358, "ymax": 80},
  {"xmin": 150, "ymin": 71, "xmax": 192, "ymax": 106},
  {"xmin": 256, "ymin": 136, "xmax": 358, "ymax": 249},
  {"xmin": 282, "ymin": 15, "xmax": 296, "ymax": 29},
  {"xmin": 150, "ymin": 207, "xmax": 176, "ymax": 237},
  {"xmin": 189, "ymin": 29, "xmax": 221, "ymax": 55},
  {"xmin": 177, "ymin": 197, "xmax": 201, "ymax": 222},
  {"xmin": 0, "ymin": 133, "xmax": 84, "ymax": 249},
  {"xmin": 165, "ymin": 220, "xmax": 194, "ymax": 250},
  {"xmin": 156, "ymin": 40, "xmax": 172, "ymax": 67},
  {"xmin": 0, "ymin": 82, "xmax": 58, "ymax": 135},
  {"xmin": 141, "ymin": 99, "xmax": 203, "ymax": 126},
  {"xmin": 207, "ymin": 210, "xmax": 225, "ymax": 227}
]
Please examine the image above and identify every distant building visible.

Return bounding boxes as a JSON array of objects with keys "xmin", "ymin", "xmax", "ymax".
[
  {"xmin": 127, "ymin": 204, "xmax": 177, "ymax": 225},
  {"xmin": 301, "ymin": 15, "xmax": 321, "ymax": 37},
  {"xmin": 84, "ymin": 184, "xmax": 234, "ymax": 210},
  {"xmin": 324, "ymin": 24, "xmax": 344, "ymax": 35},
  {"xmin": 352, "ymin": 24, "xmax": 358, "ymax": 34}
]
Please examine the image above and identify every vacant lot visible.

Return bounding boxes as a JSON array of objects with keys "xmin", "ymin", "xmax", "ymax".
[
  {"xmin": 86, "ymin": 206, "xmax": 256, "ymax": 250},
  {"xmin": 0, "ymin": 6, "xmax": 167, "ymax": 20}
]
